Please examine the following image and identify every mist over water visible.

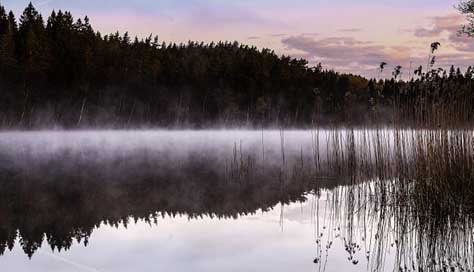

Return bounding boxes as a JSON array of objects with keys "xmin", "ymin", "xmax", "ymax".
[
  {"xmin": 0, "ymin": 130, "xmax": 331, "ymax": 180},
  {"xmin": 0, "ymin": 129, "xmax": 473, "ymax": 272},
  {"xmin": 0, "ymin": 130, "xmax": 321, "ymax": 161}
]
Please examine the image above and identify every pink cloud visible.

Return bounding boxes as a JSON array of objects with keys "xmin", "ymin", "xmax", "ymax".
[
  {"xmin": 414, "ymin": 14, "xmax": 463, "ymax": 38},
  {"xmin": 281, "ymin": 35, "xmax": 416, "ymax": 77}
]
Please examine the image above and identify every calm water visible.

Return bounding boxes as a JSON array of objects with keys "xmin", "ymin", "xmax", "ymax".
[{"xmin": 0, "ymin": 130, "xmax": 471, "ymax": 271}]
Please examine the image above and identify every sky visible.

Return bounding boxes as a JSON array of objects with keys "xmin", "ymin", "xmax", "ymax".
[{"xmin": 2, "ymin": 0, "xmax": 474, "ymax": 78}]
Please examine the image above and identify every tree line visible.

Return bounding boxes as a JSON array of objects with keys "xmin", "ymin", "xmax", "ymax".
[{"xmin": 0, "ymin": 2, "xmax": 474, "ymax": 128}]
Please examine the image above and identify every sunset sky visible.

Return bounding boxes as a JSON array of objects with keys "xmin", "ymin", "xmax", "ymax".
[{"xmin": 3, "ymin": 0, "xmax": 474, "ymax": 78}]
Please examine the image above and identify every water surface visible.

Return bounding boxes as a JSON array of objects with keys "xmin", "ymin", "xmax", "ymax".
[{"xmin": 0, "ymin": 130, "xmax": 472, "ymax": 271}]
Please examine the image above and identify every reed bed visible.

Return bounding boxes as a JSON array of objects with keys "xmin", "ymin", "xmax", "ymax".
[{"xmin": 308, "ymin": 128, "xmax": 474, "ymax": 272}]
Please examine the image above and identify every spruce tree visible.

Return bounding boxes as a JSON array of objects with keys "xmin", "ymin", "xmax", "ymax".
[
  {"xmin": 17, "ymin": 3, "xmax": 50, "ymax": 83},
  {"xmin": 0, "ymin": 5, "xmax": 17, "ymax": 80}
]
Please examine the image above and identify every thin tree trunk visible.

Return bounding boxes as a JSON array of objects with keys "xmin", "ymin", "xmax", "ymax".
[
  {"xmin": 77, "ymin": 98, "xmax": 87, "ymax": 126},
  {"xmin": 128, "ymin": 100, "xmax": 136, "ymax": 126},
  {"xmin": 19, "ymin": 87, "xmax": 29, "ymax": 126}
]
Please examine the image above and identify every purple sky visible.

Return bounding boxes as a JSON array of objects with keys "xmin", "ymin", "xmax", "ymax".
[{"xmin": 2, "ymin": 0, "xmax": 474, "ymax": 78}]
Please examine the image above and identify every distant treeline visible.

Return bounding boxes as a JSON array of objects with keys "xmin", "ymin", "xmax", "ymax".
[{"xmin": 1, "ymin": 3, "xmax": 474, "ymax": 128}]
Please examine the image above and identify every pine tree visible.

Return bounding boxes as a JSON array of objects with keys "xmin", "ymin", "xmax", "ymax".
[
  {"xmin": 17, "ymin": 2, "xmax": 50, "ymax": 82},
  {"xmin": 0, "ymin": 5, "xmax": 8, "ymax": 34},
  {"xmin": 0, "ymin": 5, "xmax": 17, "ymax": 79}
]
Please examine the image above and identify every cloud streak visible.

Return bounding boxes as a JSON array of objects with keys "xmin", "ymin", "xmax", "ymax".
[
  {"xmin": 414, "ymin": 14, "xmax": 463, "ymax": 38},
  {"xmin": 281, "ymin": 35, "xmax": 415, "ymax": 77},
  {"xmin": 413, "ymin": 14, "xmax": 474, "ymax": 55},
  {"xmin": 338, "ymin": 28, "xmax": 363, "ymax": 33},
  {"xmin": 247, "ymin": 36, "xmax": 260, "ymax": 40}
]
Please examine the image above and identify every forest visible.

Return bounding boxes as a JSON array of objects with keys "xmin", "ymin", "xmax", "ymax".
[{"xmin": 1, "ymin": 2, "xmax": 474, "ymax": 128}]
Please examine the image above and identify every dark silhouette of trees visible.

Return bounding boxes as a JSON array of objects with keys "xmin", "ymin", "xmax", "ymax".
[
  {"xmin": 0, "ymin": 7, "xmax": 16, "ymax": 81},
  {"xmin": 0, "ymin": 3, "xmax": 473, "ymax": 128}
]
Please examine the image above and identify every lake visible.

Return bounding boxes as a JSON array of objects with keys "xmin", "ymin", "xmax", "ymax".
[{"xmin": 0, "ymin": 130, "xmax": 472, "ymax": 271}]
